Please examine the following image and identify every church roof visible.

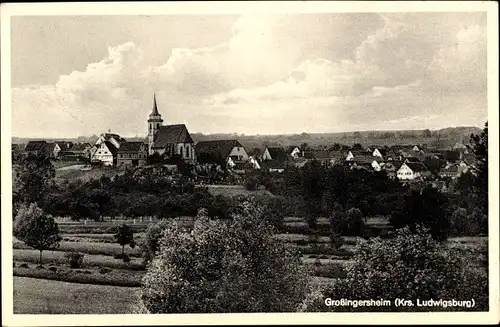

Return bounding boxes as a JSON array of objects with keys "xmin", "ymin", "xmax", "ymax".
[
  {"xmin": 152, "ymin": 124, "xmax": 194, "ymax": 148},
  {"xmin": 195, "ymin": 140, "xmax": 243, "ymax": 159}
]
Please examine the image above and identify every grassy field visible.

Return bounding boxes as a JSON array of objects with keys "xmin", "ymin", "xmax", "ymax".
[
  {"xmin": 12, "ymin": 215, "xmax": 488, "ymax": 314},
  {"xmin": 14, "ymin": 277, "xmax": 140, "ymax": 314},
  {"xmin": 13, "ymin": 249, "xmax": 144, "ymax": 270}
]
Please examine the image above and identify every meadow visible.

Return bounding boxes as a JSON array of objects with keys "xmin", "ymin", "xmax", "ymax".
[{"xmin": 12, "ymin": 216, "xmax": 488, "ymax": 314}]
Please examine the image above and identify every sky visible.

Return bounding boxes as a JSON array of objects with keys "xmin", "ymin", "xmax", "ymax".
[{"xmin": 10, "ymin": 12, "xmax": 488, "ymax": 138}]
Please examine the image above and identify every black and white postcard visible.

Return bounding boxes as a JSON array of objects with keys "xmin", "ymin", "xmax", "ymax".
[{"xmin": 1, "ymin": 1, "xmax": 499, "ymax": 325}]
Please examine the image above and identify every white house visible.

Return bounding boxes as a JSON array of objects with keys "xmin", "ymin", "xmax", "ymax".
[
  {"xmin": 195, "ymin": 140, "xmax": 249, "ymax": 168},
  {"xmin": 397, "ymin": 162, "xmax": 431, "ymax": 180},
  {"xmin": 249, "ymin": 156, "xmax": 261, "ymax": 169},
  {"xmin": 91, "ymin": 141, "xmax": 117, "ymax": 166},
  {"xmin": 289, "ymin": 146, "xmax": 301, "ymax": 159},
  {"xmin": 372, "ymin": 148, "xmax": 384, "ymax": 158}
]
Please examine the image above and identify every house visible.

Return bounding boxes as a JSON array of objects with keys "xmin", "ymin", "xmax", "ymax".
[
  {"xmin": 347, "ymin": 155, "xmax": 382, "ymax": 171},
  {"xmin": 42, "ymin": 142, "xmax": 61, "ymax": 158},
  {"xmin": 404, "ymin": 156, "xmax": 421, "ymax": 164},
  {"xmin": 290, "ymin": 157, "xmax": 309, "ymax": 168},
  {"xmin": 382, "ymin": 160, "xmax": 402, "ymax": 179},
  {"xmin": 311, "ymin": 150, "xmax": 334, "ymax": 166},
  {"xmin": 397, "ymin": 162, "xmax": 432, "ymax": 180},
  {"xmin": 262, "ymin": 146, "xmax": 288, "ymax": 161},
  {"xmin": 288, "ymin": 146, "xmax": 302, "ymax": 159},
  {"xmin": 249, "ymin": 156, "xmax": 261, "ymax": 170},
  {"xmin": 24, "ymin": 141, "xmax": 47, "ymax": 156},
  {"xmin": 90, "ymin": 133, "xmax": 126, "ymax": 166},
  {"xmin": 345, "ymin": 150, "xmax": 373, "ymax": 161},
  {"xmin": 195, "ymin": 140, "xmax": 249, "ymax": 168},
  {"xmin": 439, "ymin": 162, "xmax": 469, "ymax": 179},
  {"xmin": 56, "ymin": 141, "xmax": 74, "ymax": 152},
  {"xmin": 117, "ymin": 142, "xmax": 148, "ymax": 167},
  {"xmin": 148, "ymin": 95, "xmax": 195, "ymax": 161},
  {"xmin": 70, "ymin": 143, "xmax": 92, "ymax": 156},
  {"xmin": 372, "ymin": 148, "xmax": 386, "ymax": 158},
  {"xmin": 91, "ymin": 141, "xmax": 118, "ymax": 166}
]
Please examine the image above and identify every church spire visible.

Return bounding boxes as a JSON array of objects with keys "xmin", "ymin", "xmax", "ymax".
[{"xmin": 152, "ymin": 93, "xmax": 159, "ymax": 115}]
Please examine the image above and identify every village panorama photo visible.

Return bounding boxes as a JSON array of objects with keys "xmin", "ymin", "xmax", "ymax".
[{"xmin": 2, "ymin": 1, "xmax": 498, "ymax": 325}]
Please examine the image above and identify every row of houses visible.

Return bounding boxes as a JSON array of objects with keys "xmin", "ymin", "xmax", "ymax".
[{"xmin": 19, "ymin": 140, "xmax": 92, "ymax": 160}]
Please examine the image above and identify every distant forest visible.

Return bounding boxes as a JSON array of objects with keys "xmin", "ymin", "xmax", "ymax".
[{"xmin": 12, "ymin": 126, "xmax": 482, "ymax": 150}]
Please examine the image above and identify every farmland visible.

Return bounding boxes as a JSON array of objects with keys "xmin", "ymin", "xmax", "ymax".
[{"xmin": 12, "ymin": 216, "xmax": 488, "ymax": 314}]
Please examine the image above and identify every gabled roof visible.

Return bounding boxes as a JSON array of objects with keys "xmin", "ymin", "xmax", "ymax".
[
  {"xmin": 405, "ymin": 162, "xmax": 429, "ymax": 172},
  {"xmin": 100, "ymin": 133, "xmax": 127, "ymax": 145},
  {"xmin": 56, "ymin": 141, "xmax": 73, "ymax": 150},
  {"xmin": 195, "ymin": 140, "xmax": 243, "ymax": 159},
  {"xmin": 405, "ymin": 156, "xmax": 421, "ymax": 163},
  {"xmin": 25, "ymin": 140, "xmax": 46, "ymax": 152},
  {"xmin": 118, "ymin": 141, "xmax": 146, "ymax": 153},
  {"xmin": 351, "ymin": 155, "xmax": 379, "ymax": 164},
  {"xmin": 103, "ymin": 141, "xmax": 118, "ymax": 155},
  {"xmin": 152, "ymin": 124, "xmax": 193, "ymax": 148},
  {"xmin": 261, "ymin": 159, "xmax": 286, "ymax": 170},
  {"xmin": 71, "ymin": 143, "xmax": 91, "ymax": 151},
  {"xmin": 440, "ymin": 164, "xmax": 460, "ymax": 174},
  {"xmin": 266, "ymin": 147, "xmax": 287, "ymax": 161},
  {"xmin": 311, "ymin": 150, "xmax": 331, "ymax": 160}
]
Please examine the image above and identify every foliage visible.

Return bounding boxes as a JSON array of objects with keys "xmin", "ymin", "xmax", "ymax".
[
  {"xmin": 140, "ymin": 220, "xmax": 175, "ymax": 264},
  {"xmin": 303, "ymin": 226, "xmax": 488, "ymax": 311},
  {"xmin": 64, "ymin": 251, "xmax": 85, "ymax": 268},
  {"xmin": 391, "ymin": 186, "xmax": 450, "ymax": 241},
  {"xmin": 13, "ymin": 203, "xmax": 62, "ymax": 264},
  {"xmin": 140, "ymin": 201, "xmax": 311, "ymax": 313},
  {"xmin": 114, "ymin": 224, "xmax": 136, "ymax": 256},
  {"xmin": 12, "ymin": 153, "xmax": 55, "ymax": 215},
  {"xmin": 470, "ymin": 122, "xmax": 488, "ymax": 215}
]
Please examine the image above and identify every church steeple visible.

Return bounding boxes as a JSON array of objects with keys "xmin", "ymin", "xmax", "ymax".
[
  {"xmin": 148, "ymin": 93, "xmax": 163, "ymax": 155},
  {"xmin": 151, "ymin": 93, "xmax": 159, "ymax": 115}
]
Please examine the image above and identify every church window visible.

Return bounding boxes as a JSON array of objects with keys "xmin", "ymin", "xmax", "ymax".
[
  {"xmin": 180, "ymin": 146, "xmax": 183, "ymax": 158},
  {"xmin": 157, "ymin": 123, "xmax": 160, "ymax": 129}
]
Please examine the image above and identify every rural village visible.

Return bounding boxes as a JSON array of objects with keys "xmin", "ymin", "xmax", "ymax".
[
  {"xmin": 8, "ymin": 8, "xmax": 492, "ymax": 318},
  {"xmin": 12, "ymin": 95, "xmax": 489, "ymax": 314}
]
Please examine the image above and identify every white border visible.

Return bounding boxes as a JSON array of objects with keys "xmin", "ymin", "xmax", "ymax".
[{"xmin": 1, "ymin": 1, "xmax": 499, "ymax": 325}]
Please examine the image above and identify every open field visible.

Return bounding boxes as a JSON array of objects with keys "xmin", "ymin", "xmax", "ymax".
[
  {"xmin": 14, "ymin": 240, "xmax": 143, "ymax": 257},
  {"xmin": 14, "ymin": 277, "xmax": 140, "ymax": 314},
  {"xmin": 13, "ymin": 249, "xmax": 144, "ymax": 270},
  {"xmin": 12, "ymin": 215, "xmax": 488, "ymax": 314}
]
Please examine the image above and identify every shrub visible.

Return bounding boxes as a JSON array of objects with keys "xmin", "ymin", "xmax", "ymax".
[
  {"xmin": 19, "ymin": 263, "xmax": 29, "ymax": 268},
  {"xmin": 48, "ymin": 266, "xmax": 57, "ymax": 272},
  {"xmin": 99, "ymin": 267, "xmax": 112, "ymax": 274},
  {"xmin": 122, "ymin": 254, "xmax": 131, "ymax": 263},
  {"xmin": 140, "ymin": 201, "xmax": 311, "ymax": 313},
  {"xmin": 140, "ymin": 220, "xmax": 174, "ymax": 264},
  {"xmin": 65, "ymin": 251, "xmax": 84, "ymax": 268},
  {"xmin": 105, "ymin": 226, "xmax": 119, "ymax": 234},
  {"xmin": 36, "ymin": 265, "xmax": 44, "ymax": 269},
  {"xmin": 114, "ymin": 253, "xmax": 124, "ymax": 260},
  {"xmin": 303, "ymin": 226, "xmax": 489, "ymax": 312}
]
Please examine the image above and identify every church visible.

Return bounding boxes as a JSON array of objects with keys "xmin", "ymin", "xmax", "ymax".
[{"xmin": 147, "ymin": 94, "xmax": 196, "ymax": 162}]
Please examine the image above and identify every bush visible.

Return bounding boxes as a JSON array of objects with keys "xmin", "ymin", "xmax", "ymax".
[
  {"xmin": 114, "ymin": 253, "xmax": 124, "ymax": 260},
  {"xmin": 303, "ymin": 226, "xmax": 488, "ymax": 311},
  {"xmin": 105, "ymin": 226, "xmax": 119, "ymax": 234},
  {"xmin": 36, "ymin": 265, "xmax": 44, "ymax": 269},
  {"xmin": 65, "ymin": 251, "xmax": 84, "ymax": 268},
  {"xmin": 122, "ymin": 254, "xmax": 131, "ymax": 263},
  {"xmin": 140, "ymin": 220, "xmax": 174, "ymax": 264},
  {"xmin": 99, "ymin": 267, "xmax": 112, "ymax": 274},
  {"xmin": 48, "ymin": 266, "xmax": 57, "ymax": 272},
  {"xmin": 140, "ymin": 201, "xmax": 311, "ymax": 313},
  {"xmin": 19, "ymin": 263, "xmax": 29, "ymax": 268}
]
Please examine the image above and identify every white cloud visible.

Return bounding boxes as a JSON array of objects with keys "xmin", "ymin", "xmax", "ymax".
[{"xmin": 11, "ymin": 13, "xmax": 488, "ymax": 137}]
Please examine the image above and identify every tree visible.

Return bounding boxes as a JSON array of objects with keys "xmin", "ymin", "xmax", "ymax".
[
  {"xmin": 140, "ymin": 202, "xmax": 311, "ymax": 313},
  {"xmin": 345, "ymin": 207, "xmax": 365, "ymax": 236},
  {"xmin": 114, "ymin": 224, "xmax": 136, "ymax": 256},
  {"xmin": 470, "ymin": 122, "xmax": 488, "ymax": 215},
  {"xmin": 391, "ymin": 186, "xmax": 450, "ymax": 241},
  {"xmin": 351, "ymin": 143, "xmax": 363, "ymax": 151},
  {"xmin": 13, "ymin": 203, "xmax": 61, "ymax": 265},
  {"xmin": 12, "ymin": 153, "xmax": 55, "ymax": 214}
]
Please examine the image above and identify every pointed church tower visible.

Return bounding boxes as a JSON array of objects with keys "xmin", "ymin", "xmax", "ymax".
[{"xmin": 148, "ymin": 94, "xmax": 163, "ymax": 155}]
